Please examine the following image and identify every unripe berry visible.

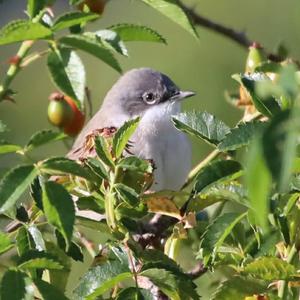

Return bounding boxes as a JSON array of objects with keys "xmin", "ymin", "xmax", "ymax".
[{"xmin": 245, "ymin": 42, "xmax": 266, "ymax": 73}]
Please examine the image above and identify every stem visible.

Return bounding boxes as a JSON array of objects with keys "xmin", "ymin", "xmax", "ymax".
[
  {"xmin": 125, "ymin": 241, "xmax": 139, "ymax": 289},
  {"xmin": 278, "ymin": 244, "xmax": 297, "ymax": 298},
  {"xmin": 0, "ymin": 40, "xmax": 34, "ymax": 101}
]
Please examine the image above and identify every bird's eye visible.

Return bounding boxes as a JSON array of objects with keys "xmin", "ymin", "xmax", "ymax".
[{"xmin": 142, "ymin": 92, "xmax": 156, "ymax": 104}]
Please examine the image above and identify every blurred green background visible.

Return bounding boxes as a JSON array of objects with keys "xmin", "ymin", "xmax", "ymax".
[
  {"xmin": 1, "ymin": 0, "xmax": 300, "ymax": 171},
  {"xmin": 0, "ymin": 0, "xmax": 300, "ymax": 298}
]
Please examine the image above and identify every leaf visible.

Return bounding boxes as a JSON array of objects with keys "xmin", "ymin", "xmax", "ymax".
[
  {"xmin": 33, "ymin": 279, "xmax": 70, "ymax": 300},
  {"xmin": 84, "ymin": 157, "xmax": 109, "ymax": 180},
  {"xmin": 140, "ymin": 268, "xmax": 180, "ymax": 300},
  {"xmin": 232, "ymin": 73, "xmax": 281, "ymax": 117},
  {"xmin": 16, "ymin": 226, "xmax": 33, "ymax": 256},
  {"xmin": 30, "ymin": 176, "xmax": 43, "ymax": 210},
  {"xmin": 211, "ymin": 276, "xmax": 266, "ymax": 300},
  {"xmin": 0, "ymin": 165, "xmax": 38, "ymax": 213},
  {"xmin": 76, "ymin": 194, "xmax": 104, "ymax": 214},
  {"xmin": 118, "ymin": 156, "xmax": 153, "ymax": 173},
  {"xmin": 73, "ymin": 249, "xmax": 130, "ymax": 299},
  {"xmin": 112, "ymin": 117, "xmax": 140, "ymax": 158},
  {"xmin": 200, "ymin": 212, "xmax": 247, "ymax": 264},
  {"xmin": 60, "ymin": 34, "xmax": 122, "ymax": 72},
  {"xmin": 0, "ymin": 269, "xmax": 27, "ymax": 300},
  {"xmin": 25, "ymin": 130, "xmax": 67, "ymax": 152},
  {"xmin": 146, "ymin": 197, "xmax": 181, "ymax": 219},
  {"xmin": 47, "ymin": 47, "xmax": 86, "ymax": 106},
  {"xmin": 0, "ymin": 143, "xmax": 22, "ymax": 155},
  {"xmin": 27, "ymin": 0, "xmax": 46, "ymax": 18},
  {"xmin": 18, "ymin": 250, "xmax": 63, "ymax": 270},
  {"xmin": 140, "ymin": 0, "xmax": 198, "ymax": 39},
  {"xmin": 52, "ymin": 12, "xmax": 100, "ymax": 31},
  {"xmin": 243, "ymin": 257, "xmax": 297, "ymax": 280},
  {"xmin": 75, "ymin": 216, "xmax": 111, "ymax": 233},
  {"xmin": 41, "ymin": 157, "xmax": 96, "ymax": 182},
  {"xmin": 0, "ymin": 120, "xmax": 8, "ymax": 133},
  {"xmin": 193, "ymin": 160, "xmax": 243, "ymax": 194},
  {"xmin": 115, "ymin": 287, "xmax": 144, "ymax": 300},
  {"xmin": 42, "ymin": 181, "xmax": 75, "ymax": 247},
  {"xmin": 115, "ymin": 183, "xmax": 139, "ymax": 206},
  {"xmin": 86, "ymin": 272, "xmax": 132, "ymax": 300},
  {"xmin": 172, "ymin": 111, "xmax": 230, "ymax": 146},
  {"xmin": 262, "ymin": 109, "xmax": 300, "ymax": 192},
  {"xmin": 0, "ymin": 231, "xmax": 13, "ymax": 254},
  {"xmin": 0, "ymin": 19, "xmax": 52, "ymax": 45},
  {"xmin": 28, "ymin": 225, "xmax": 46, "ymax": 251},
  {"xmin": 218, "ymin": 121, "xmax": 265, "ymax": 152},
  {"xmin": 94, "ymin": 135, "xmax": 114, "ymax": 168},
  {"xmin": 109, "ymin": 23, "xmax": 166, "ymax": 44}
]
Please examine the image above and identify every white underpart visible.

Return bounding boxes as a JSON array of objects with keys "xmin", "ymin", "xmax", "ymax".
[{"xmin": 132, "ymin": 101, "xmax": 191, "ymax": 191}]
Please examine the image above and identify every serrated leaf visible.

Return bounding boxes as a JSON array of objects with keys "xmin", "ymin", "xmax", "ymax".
[
  {"xmin": 233, "ymin": 73, "xmax": 281, "ymax": 117},
  {"xmin": 30, "ymin": 176, "xmax": 43, "ymax": 210},
  {"xmin": 75, "ymin": 216, "xmax": 111, "ymax": 233},
  {"xmin": 218, "ymin": 121, "xmax": 265, "ymax": 152},
  {"xmin": 94, "ymin": 135, "xmax": 115, "ymax": 168},
  {"xmin": 52, "ymin": 12, "xmax": 100, "ymax": 31},
  {"xmin": 77, "ymin": 195, "xmax": 104, "ymax": 214},
  {"xmin": 73, "ymin": 249, "xmax": 130, "ymax": 299},
  {"xmin": 16, "ymin": 226, "xmax": 33, "ymax": 256},
  {"xmin": 211, "ymin": 276, "xmax": 266, "ymax": 300},
  {"xmin": 0, "ymin": 269, "xmax": 27, "ymax": 300},
  {"xmin": 146, "ymin": 197, "xmax": 181, "ymax": 219},
  {"xmin": 60, "ymin": 34, "xmax": 121, "ymax": 72},
  {"xmin": 25, "ymin": 130, "xmax": 67, "ymax": 152},
  {"xmin": 140, "ymin": 268, "xmax": 180, "ymax": 300},
  {"xmin": 112, "ymin": 117, "xmax": 140, "ymax": 158},
  {"xmin": 140, "ymin": 0, "xmax": 198, "ymax": 39},
  {"xmin": 27, "ymin": 0, "xmax": 46, "ymax": 18},
  {"xmin": 115, "ymin": 287, "xmax": 144, "ymax": 300},
  {"xmin": 0, "ymin": 19, "xmax": 52, "ymax": 45},
  {"xmin": 42, "ymin": 181, "xmax": 75, "ymax": 247},
  {"xmin": 115, "ymin": 183, "xmax": 139, "ymax": 206},
  {"xmin": 85, "ymin": 157, "xmax": 109, "ymax": 180},
  {"xmin": 118, "ymin": 156, "xmax": 152, "ymax": 173},
  {"xmin": 18, "ymin": 250, "xmax": 63, "ymax": 270},
  {"xmin": 86, "ymin": 272, "xmax": 132, "ymax": 300},
  {"xmin": 172, "ymin": 111, "xmax": 230, "ymax": 146},
  {"xmin": 243, "ymin": 257, "xmax": 296, "ymax": 280},
  {"xmin": 28, "ymin": 225, "xmax": 46, "ymax": 251},
  {"xmin": 41, "ymin": 157, "xmax": 96, "ymax": 182},
  {"xmin": 200, "ymin": 212, "xmax": 247, "ymax": 264},
  {"xmin": 0, "ymin": 231, "xmax": 13, "ymax": 254},
  {"xmin": 47, "ymin": 47, "xmax": 85, "ymax": 106},
  {"xmin": 33, "ymin": 279, "xmax": 70, "ymax": 300},
  {"xmin": 0, "ymin": 164, "xmax": 38, "ymax": 213},
  {"xmin": 0, "ymin": 143, "xmax": 21, "ymax": 154},
  {"xmin": 193, "ymin": 160, "xmax": 243, "ymax": 194},
  {"xmin": 109, "ymin": 23, "xmax": 166, "ymax": 44}
]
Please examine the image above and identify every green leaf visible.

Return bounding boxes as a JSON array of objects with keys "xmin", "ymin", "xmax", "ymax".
[
  {"xmin": 47, "ymin": 47, "xmax": 86, "ymax": 106},
  {"xmin": 140, "ymin": 0, "xmax": 198, "ymax": 39},
  {"xmin": 193, "ymin": 160, "xmax": 243, "ymax": 194},
  {"xmin": 0, "ymin": 19, "xmax": 52, "ymax": 45},
  {"xmin": 84, "ymin": 157, "xmax": 109, "ymax": 180},
  {"xmin": 243, "ymin": 257, "xmax": 297, "ymax": 280},
  {"xmin": 115, "ymin": 287, "xmax": 144, "ymax": 300},
  {"xmin": 73, "ymin": 249, "xmax": 130, "ymax": 299},
  {"xmin": 0, "ymin": 269, "xmax": 27, "ymax": 300},
  {"xmin": 41, "ymin": 157, "xmax": 96, "ymax": 182},
  {"xmin": 211, "ymin": 276, "xmax": 266, "ymax": 300},
  {"xmin": 60, "ymin": 34, "xmax": 121, "ymax": 72},
  {"xmin": 42, "ymin": 181, "xmax": 75, "ymax": 247},
  {"xmin": 76, "ymin": 195, "xmax": 104, "ymax": 214},
  {"xmin": 94, "ymin": 135, "xmax": 114, "ymax": 168},
  {"xmin": 18, "ymin": 250, "xmax": 63, "ymax": 270},
  {"xmin": 0, "ymin": 231, "xmax": 13, "ymax": 254},
  {"xmin": 28, "ymin": 225, "xmax": 46, "ymax": 251},
  {"xmin": 140, "ymin": 268, "xmax": 180, "ymax": 300},
  {"xmin": 0, "ymin": 143, "xmax": 22, "ymax": 155},
  {"xmin": 115, "ymin": 183, "xmax": 139, "ymax": 206},
  {"xmin": 75, "ymin": 216, "xmax": 111, "ymax": 233},
  {"xmin": 112, "ymin": 117, "xmax": 140, "ymax": 158},
  {"xmin": 246, "ymin": 138, "xmax": 271, "ymax": 230},
  {"xmin": 33, "ymin": 279, "xmax": 70, "ymax": 300},
  {"xmin": 233, "ymin": 73, "xmax": 281, "ymax": 117},
  {"xmin": 27, "ymin": 0, "xmax": 46, "ymax": 18},
  {"xmin": 218, "ymin": 121, "xmax": 265, "ymax": 152},
  {"xmin": 25, "ymin": 130, "xmax": 67, "ymax": 152},
  {"xmin": 109, "ymin": 23, "xmax": 166, "ymax": 44},
  {"xmin": 200, "ymin": 212, "xmax": 247, "ymax": 264},
  {"xmin": 52, "ymin": 12, "xmax": 100, "ymax": 31},
  {"xmin": 262, "ymin": 109, "xmax": 300, "ymax": 191},
  {"xmin": 16, "ymin": 226, "xmax": 33, "ymax": 256},
  {"xmin": 30, "ymin": 176, "xmax": 43, "ymax": 210},
  {"xmin": 0, "ymin": 165, "xmax": 38, "ymax": 213},
  {"xmin": 118, "ymin": 156, "xmax": 153, "ymax": 173},
  {"xmin": 172, "ymin": 111, "xmax": 230, "ymax": 146},
  {"xmin": 86, "ymin": 272, "xmax": 132, "ymax": 300}
]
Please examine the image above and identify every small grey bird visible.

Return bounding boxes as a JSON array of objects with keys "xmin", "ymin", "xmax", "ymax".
[{"xmin": 68, "ymin": 68, "xmax": 195, "ymax": 191}]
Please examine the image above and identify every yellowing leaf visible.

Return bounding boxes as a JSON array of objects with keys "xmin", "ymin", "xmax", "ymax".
[{"xmin": 146, "ymin": 197, "xmax": 181, "ymax": 219}]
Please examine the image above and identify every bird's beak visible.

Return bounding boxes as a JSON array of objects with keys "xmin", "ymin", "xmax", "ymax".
[{"xmin": 171, "ymin": 90, "xmax": 196, "ymax": 101}]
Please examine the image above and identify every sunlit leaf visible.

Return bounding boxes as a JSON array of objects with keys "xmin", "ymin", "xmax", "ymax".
[
  {"xmin": 0, "ymin": 231, "xmax": 13, "ymax": 254},
  {"xmin": 146, "ymin": 197, "xmax": 181, "ymax": 219}
]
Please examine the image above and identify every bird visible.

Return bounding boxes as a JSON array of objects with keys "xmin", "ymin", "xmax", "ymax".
[{"xmin": 68, "ymin": 68, "xmax": 195, "ymax": 191}]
